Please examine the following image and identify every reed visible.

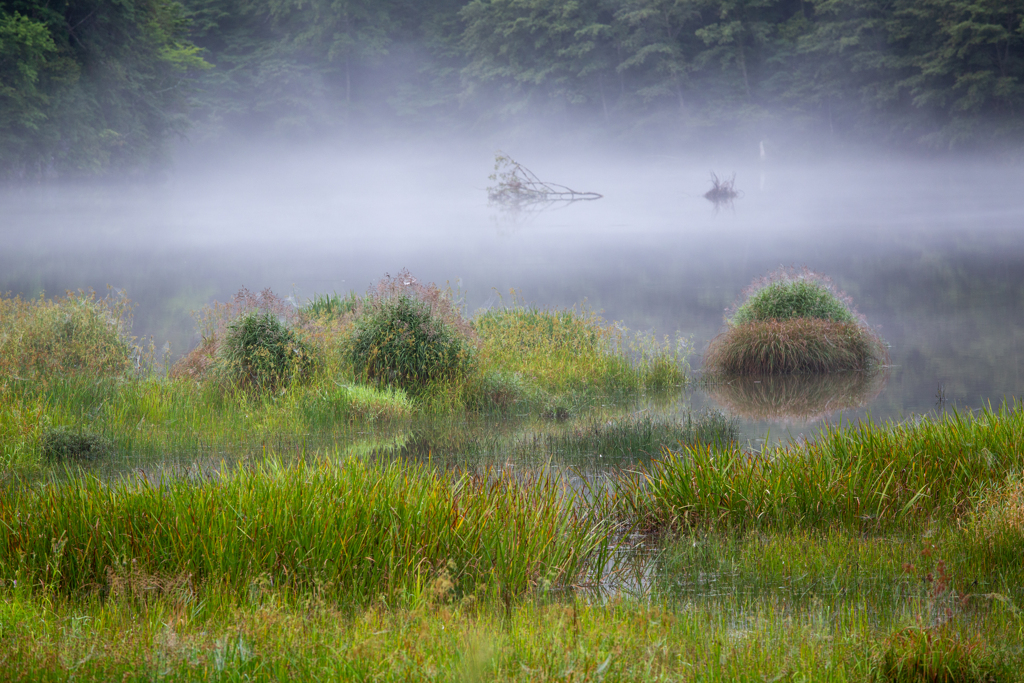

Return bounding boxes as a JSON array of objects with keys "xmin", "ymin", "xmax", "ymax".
[
  {"xmin": 546, "ymin": 410, "xmax": 737, "ymax": 460},
  {"xmin": 473, "ymin": 303, "xmax": 686, "ymax": 397},
  {"xmin": 617, "ymin": 403, "xmax": 1024, "ymax": 532},
  {"xmin": 0, "ymin": 455, "xmax": 609, "ymax": 602}
]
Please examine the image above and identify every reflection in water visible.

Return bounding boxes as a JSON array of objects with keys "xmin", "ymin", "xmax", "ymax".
[{"xmin": 706, "ymin": 370, "xmax": 889, "ymax": 423}]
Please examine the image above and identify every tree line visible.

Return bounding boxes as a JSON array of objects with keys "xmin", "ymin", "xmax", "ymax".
[{"xmin": 3, "ymin": 0, "xmax": 1023, "ymax": 177}]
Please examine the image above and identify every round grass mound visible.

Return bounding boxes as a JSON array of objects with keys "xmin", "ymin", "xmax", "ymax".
[
  {"xmin": 706, "ymin": 269, "xmax": 888, "ymax": 375},
  {"xmin": 220, "ymin": 311, "xmax": 313, "ymax": 392},
  {"xmin": 349, "ymin": 272, "xmax": 474, "ymax": 392}
]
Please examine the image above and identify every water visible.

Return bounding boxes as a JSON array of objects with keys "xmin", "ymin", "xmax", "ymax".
[{"xmin": 3, "ymin": 142, "xmax": 1023, "ymax": 447}]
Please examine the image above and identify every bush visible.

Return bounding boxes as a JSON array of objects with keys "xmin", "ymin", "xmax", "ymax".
[
  {"xmin": 220, "ymin": 311, "xmax": 313, "ymax": 392},
  {"xmin": 0, "ymin": 290, "xmax": 137, "ymax": 382},
  {"xmin": 350, "ymin": 292, "xmax": 473, "ymax": 392},
  {"xmin": 41, "ymin": 426, "xmax": 114, "ymax": 462},
  {"xmin": 731, "ymin": 268, "xmax": 857, "ymax": 325}
]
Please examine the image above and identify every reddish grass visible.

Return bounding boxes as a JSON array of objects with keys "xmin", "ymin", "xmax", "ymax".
[{"xmin": 703, "ymin": 318, "xmax": 888, "ymax": 375}]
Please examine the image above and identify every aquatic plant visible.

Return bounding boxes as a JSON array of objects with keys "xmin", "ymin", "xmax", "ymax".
[
  {"xmin": 220, "ymin": 311, "xmax": 314, "ymax": 393},
  {"xmin": 349, "ymin": 272, "xmax": 475, "ymax": 392},
  {"xmin": 704, "ymin": 268, "xmax": 886, "ymax": 375},
  {"xmin": 40, "ymin": 426, "xmax": 114, "ymax": 462},
  {"xmin": 547, "ymin": 410, "xmax": 737, "ymax": 460},
  {"xmin": 304, "ymin": 291, "xmax": 359, "ymax": 321},
  {"xmin": 0, "ymin": 456, "xmax": 608, "ymax": 602}
]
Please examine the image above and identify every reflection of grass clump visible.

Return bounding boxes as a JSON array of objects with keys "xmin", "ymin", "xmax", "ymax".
[
  {"xmin": 41, "ymin": 426, "xmax": 114, "ymax": 462},
  {"xmin": 350, "ymin": 272, "xmax": 474, "ymax": 393},
  {"xmin": 706, "ymin": 370, "xmax": 888, "ymax": 422},
  {"xmin": 550, "ymin": 410, "xmax": 737, "ymax": 458},
  {"xmin": 221, "ymin": 311, "xmax": 313, "ymax": 393},
  {"xmin": 705, "ymin": 268, "xmax": 887, "ymax": 375}
]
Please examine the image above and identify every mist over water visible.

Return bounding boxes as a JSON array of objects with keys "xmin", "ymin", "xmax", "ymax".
[{"xmin": 4, "ymin": 138, "xmax": 1023, "ymax": 444}]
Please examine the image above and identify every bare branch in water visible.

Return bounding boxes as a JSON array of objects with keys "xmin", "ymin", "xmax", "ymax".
[
  {"xmin": 704, "ymin": 172, "xmax": 738, "ymax": 203},
  {"xmin": 487, "ymin": 152, "xmax": 603, "ymax": 208}
]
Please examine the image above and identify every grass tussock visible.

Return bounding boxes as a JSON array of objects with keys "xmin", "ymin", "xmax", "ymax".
[
  {"xmin": 0, "ymin": 456, "xmax": 608, "ymax": 602},
  {"xmin": 617, "ymin": 403, "xmax": 1024, "ymax": 533},
  {"xmin": 706, "ymin": 369, "xmax": 889, "ymax": 422},
  {"xmin": 705, "ymin": 268, "xmax": 887, "ymax": 376},
  {"xmin": 704, "ymin": 318, "xmax": 889, "ymax": 375}
]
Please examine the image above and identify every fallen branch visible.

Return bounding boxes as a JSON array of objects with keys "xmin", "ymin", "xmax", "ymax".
[{"xmin": 487, "ymin": 152, "xmax": 602, "ymax": 208}]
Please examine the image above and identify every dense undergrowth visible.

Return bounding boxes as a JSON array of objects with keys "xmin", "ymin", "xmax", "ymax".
[{"xmin": 0, "ymin": 279, "xmax": 686, "ymax": 470}]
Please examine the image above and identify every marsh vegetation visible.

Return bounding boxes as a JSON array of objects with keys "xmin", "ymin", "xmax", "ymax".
[{"xmin": 2, "ymin": 273, "xmax": 1023, "ymax": 681}]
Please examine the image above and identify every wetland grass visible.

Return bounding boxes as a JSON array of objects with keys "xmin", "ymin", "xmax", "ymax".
[
  {"xmin": 617, "ymin": 402, "xmax": 1024, "ymax": 533},
  {"xmin": 704, "ymin": 268, "xmax": 888, "ymax": 376}
]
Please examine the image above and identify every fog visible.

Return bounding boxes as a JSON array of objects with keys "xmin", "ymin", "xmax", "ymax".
[{"xmin": 3, "ymin": 135, "xmax": 1024, "ymax": 438}]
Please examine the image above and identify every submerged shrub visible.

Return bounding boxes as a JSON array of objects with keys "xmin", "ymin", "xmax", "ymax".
[
  {"xmin": 220, "ymin": 311, "xmax": 313, "ymax": 392},
  {"xmin": 41, "ymin": 426, "xmax": 114, "ymax": 462},
  {"xmin": 706, "ymin": 268, "xmax": 886, "ymax": 375},
  {"xmin": 350, "ymin": 272, "xmax": 474, "ymax": 392}
]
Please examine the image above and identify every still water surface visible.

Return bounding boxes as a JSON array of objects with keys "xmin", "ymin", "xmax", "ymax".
[{"xmin": 3, "ymin": 144, "xmax": 1023, "ymax": 448}]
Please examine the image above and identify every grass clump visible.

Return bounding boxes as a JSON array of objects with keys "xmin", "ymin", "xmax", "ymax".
[
  {"xmin": 617, "ymin": 402, "xmax": 1024, "ymax": 533},
  {"xmin": 350, "ymin": 271, "xmax": 475, "ymax": 393},
  {"xmin": 705, "ymin": 268, "xmax": 887, "ymax": 376},
  {"xmin": 220, "ymin": 311, "xmax": 313, "ymax": 393},
  {"xmin": 0, "ymin": 455, "xmax": 607, "ymax": 603},
  {"xmin": 0, "ymin": 289, "xmax": 138, "ymax": 382},
  {"xmin": 40, "ymin": 426, "xmax": 114, "ymax": 462},
  {"xmin": 474, "ymin": 299, "xmax": 686, "ymax": 399}
]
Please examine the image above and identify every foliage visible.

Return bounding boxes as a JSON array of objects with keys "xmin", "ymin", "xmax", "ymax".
[
  {"xmin": 349, "ymin": 272, "xmax": 475, "ymax": 393},
  {"xmin": 547, "ymin": 409, "xmax": 737, "ymax": 459},
  {"xmin": 39, "ymin": 426, "xmax": 114, "ymax": 462},
  {"xmin": 304, "ymin": 291, "xmax": 359, "ymax": 322},
  {"xmin": 731, "ymin": 268, "xmax": 857, "ymax": 325},
  {"xmin": 220, "ymin": 311, "xmax": 313, "ymax": 393},
  {"xmin": 0, "ymin": 289, "xmax": 138, "ymax": 382},
  {"xmin": 0, "ymin": 0, "xmax": 208, "ymax": 178}
]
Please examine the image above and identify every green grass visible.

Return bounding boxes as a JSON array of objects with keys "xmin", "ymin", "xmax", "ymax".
[
  {"xmin": 733, "ymin": 279, "xmax": 856, "ymax": 326},
  {"xmin": 616, "ymin": 403, "xmax": 1024, "ymax": 533},
  {"xmin": 0, "ymin": 455, "xmax": 609, "ymax": 603}
]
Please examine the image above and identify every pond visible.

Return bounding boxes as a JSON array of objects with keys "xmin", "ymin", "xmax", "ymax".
[{"xmin": 3, "ymin": 140, "xmax": 1023, "ymax": 453}]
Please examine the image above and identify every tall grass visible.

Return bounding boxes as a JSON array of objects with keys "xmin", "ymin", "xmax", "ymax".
[
  {"xmin": 545, "ymin": 410, "xmax": 737, "ymax": 460},
  {"xmin": 618, "ymin": 403, "xmax": 1024, "ymax": 532},
  {"xmin": 0, "ymin": 456, "xmax": 609, "ymax": 602},
  {"xmin": 474, "ymin": 303, "xmax": 686, "ymax": 396},
  {"xmin": 704, "ymin": 318, "xmax": 888, "ymax": 375}
]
